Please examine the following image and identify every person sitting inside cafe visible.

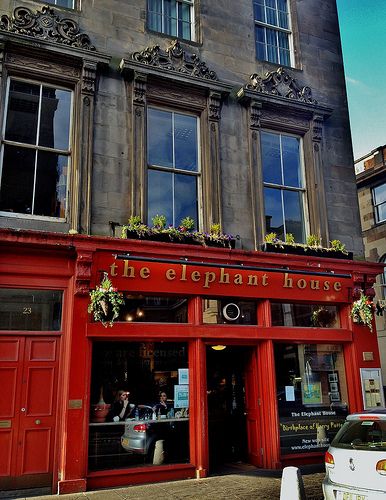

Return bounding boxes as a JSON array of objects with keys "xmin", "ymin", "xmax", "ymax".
[
  {"xmin": 110, "ymin": 390, "xmax": 135, "ymax": 421},
  {"xmin": 153, "ymin": 391, "xmax": 170, "ymax": 417}
]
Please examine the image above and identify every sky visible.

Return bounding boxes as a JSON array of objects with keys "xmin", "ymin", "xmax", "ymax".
[{"xmin": 336, "ymin": 0, "xmax": 386, "ymax": 160}]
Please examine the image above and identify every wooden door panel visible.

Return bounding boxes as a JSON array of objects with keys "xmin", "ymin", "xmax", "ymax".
[
  {"xmin": 0, "ymin": 429, "xmax": 13, "ymax": 476},
  {"xmin": 25, "ymin": 367, "xmax": 55, "ymax": 416},
  {"xmin": 21, "ymin": 428, "xmax": 51, "ymax": 474},
  {"xmin": 0, "ymin": 338, "xmax": 21, "ymax": 361},
  {"xmin": 0, "ymin": 367, "xmax": 18, "ymax": 417},
  {"xmin": 29, "ymin": 339, "xmax": 56, "ymax": 361}
]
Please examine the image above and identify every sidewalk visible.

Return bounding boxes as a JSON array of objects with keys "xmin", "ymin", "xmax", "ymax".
[{"xmin": 3, "ymin": 466, "xmax": 325, "ymax": 500}]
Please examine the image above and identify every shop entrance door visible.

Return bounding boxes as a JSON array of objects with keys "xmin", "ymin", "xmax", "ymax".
[
  {"xmin": 0, "ymin": 336, "xmax": 59, "ymax": 491},
  {"xmin": 206, "ymin": 346, "xmax": 253, "ymax": 470}
]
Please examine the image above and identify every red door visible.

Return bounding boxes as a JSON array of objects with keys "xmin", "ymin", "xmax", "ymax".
[
  {"xmin": 244, "ymin": 348, "xmax": 263, "ymax": 467},
  {"xmin": 0, "ymin": 336, "xmax": 59, "ymax": 490}
]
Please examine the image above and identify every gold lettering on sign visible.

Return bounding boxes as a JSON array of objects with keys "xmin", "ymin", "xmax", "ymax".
[
  {"xmin": 191, "ymin": 271, "xmax": 200, "ymax": 282},
  {"xmin": 297, "ymin": 279, "xmax": 307, "ymax": 289},
  {"xmin": 181, "ymin": 264, "xmax": 187, "ymax": 281},
  {"xmin": 110, "ymin": 262, "xmax": 118, "ymax": 276},
  {"xmin": 248, "ymin": 275, "xmax": 258, "ymax": 286},
  {"xmin": 219, "ymin": 268, "xmax": 230, "ymax": 284},
  {"xmin": 123, "ymin": 260, "xmax": 135, "ymax": 278},
  {"xmin": 204, "ymin": 272, "xmax": 216, "ymax": 288},
  {"xmin": 323, "ymin": 282, "xmax": 330, "ymax": 291},
  {"xmin": 262, "ymin": 274, "xmax": 269, "ymax": 286},
  {"xmin": 283, "ymin": 273, "xmax": 293, "ymax": 288},
  {"xmin": 140, "ymin": 267, "xmax": 150, "ymax": 279},
  {"xmin": 310, "ymin": 280, "xmax": 320, "ymax": 290},
  {"xmin": 234, "ymin": 274, "xmax": 243, "ymax": 285},
  {"xmin": 334, "ymin": 282, "xmax": 341, "ymax": 291},
  {"xmin": 166, "ymin": 269, "xmax": 176, "ymax": 280}
]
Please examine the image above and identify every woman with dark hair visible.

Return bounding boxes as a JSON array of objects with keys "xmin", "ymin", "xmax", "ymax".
[
  {"xmin": 110, "ymin": 390, "xmax": 135, "ymax": 421},
  {"xmin": 153, "ymin": 391, "xmax": 169, "ymax": 417}
]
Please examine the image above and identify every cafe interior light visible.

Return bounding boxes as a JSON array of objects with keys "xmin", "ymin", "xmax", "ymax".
[{"xmin": 211, "ymin": 345, "xmax": 227, "ymax": 351}]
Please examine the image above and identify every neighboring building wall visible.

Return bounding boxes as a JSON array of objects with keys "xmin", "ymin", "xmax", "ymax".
[{"xmin": 356, "ymin": 149, "xmax": 386, "ymax": 383}]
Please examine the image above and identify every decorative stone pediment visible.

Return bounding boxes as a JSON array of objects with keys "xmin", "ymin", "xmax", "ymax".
[
  {"xmin": 246, "ymin": 67, "xmax": 317, "ymax": 105},
  {"xmin": 131, "ymin": 39, "xmax": 218, "ymax": 81},
  {"xmin": 0, "ymin": 6, "xmax": 95, "ymax": 51}
]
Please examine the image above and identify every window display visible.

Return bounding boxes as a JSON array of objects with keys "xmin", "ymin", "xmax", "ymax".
[
  {"xmin": 119, "ymin": 295, "xmax": 188, "ymax": 323},
  {"xmin": 275, "ymin": 343, "xmax": 348, "ymax": 456},
  {"xmin": 88, "ymin": 342, "xmax": 189, "ymax": 471}
]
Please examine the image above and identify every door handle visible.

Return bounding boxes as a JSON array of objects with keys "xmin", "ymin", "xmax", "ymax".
[
  {"xmin": 35, "ymin": 419, "xmax": 41, "ymax": 425},
  {"xmin": 244, "ymin": 412, "xmax": 248, "ymax": 416},
  {"xmin": 21, "ymin": 408, "xmax": 26, "ymax": 412}
]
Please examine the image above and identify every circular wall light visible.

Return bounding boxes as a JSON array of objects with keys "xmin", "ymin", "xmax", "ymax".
[{"xmin": 222, "ymin": 302, "xmax": 241, "ymax": 322}]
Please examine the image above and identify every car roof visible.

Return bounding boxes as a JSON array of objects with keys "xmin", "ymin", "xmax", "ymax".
[{"xmin": 347, "ymin": 408, "xmax": 386, "ymax": 420}]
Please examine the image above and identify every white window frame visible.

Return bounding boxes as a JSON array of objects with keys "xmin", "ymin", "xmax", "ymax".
[
  {"xmin": 0, "ymin": 77, "xmax": 73, "ymax": 221},
  {"xmin": 146, "ymin": 105, "xmax": 202, "ymax": 228},
  {"xmin": 147, "ymin": 0, "xmax": 195, "ymax": 41},
  {"xmin": 261, "ymin": 130, "xmax": 309, "ymax": 242},
  {"xmin": 253, "ymin": 0, "xmax": 294, "ymax": 67},
  {"xmin": 372, "ymin": 183, "xmax": 386, "ymax": 224}
]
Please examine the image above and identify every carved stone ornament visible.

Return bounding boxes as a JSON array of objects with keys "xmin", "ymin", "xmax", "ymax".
[
  {"xmin": 131, "ymin": 39, "xmax": 218, "ymax": 81},
  {"xmin": 75, "ymin": 250, "xmax": 93, "ymax": 296},
  {"xmin": 246, "ymin": 67, "xmax": 317, "ymax": 105},
  {"xmin": 0, "ymin": 6, "xmax": 96, "ymax": 51}
]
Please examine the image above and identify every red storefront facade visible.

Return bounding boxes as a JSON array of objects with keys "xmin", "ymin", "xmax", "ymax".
[{"xmin": 0, "ymin": 228, "xmax": 383, "ymax": 494}]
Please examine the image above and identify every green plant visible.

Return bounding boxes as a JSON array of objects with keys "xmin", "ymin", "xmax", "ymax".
[
  {"xmin": 152, "ymin": 214, "xmax": 167, "ymax": 230},
  {"xmin": 264, "ymin": 232, "xmax": 279, "ymax": 243},
  {"xmin": 180, "ymin": 216, "xmax": 195, "ymax": 231},
  {"xmin": 164, "ymin": 225, "xmax": 184, "ymax": 241},
  {"xmin": 127, "ymin": 215, "xmax": 142, "ymax": 229},
  {"xmin": 311, "ymin": 307, "xmax": 335, "ymax": 327},
  {"xmin": 88, "ymin": 275, "xmax": 125, "ymax": 327},
  {"xmin": 210, "ymin": 223, "xmax": 222, "ymax": 236},
  {"xmin": 350, "ymin": 292, "xmax": 375, "ymax": 332},
  {"xmin": 285, "ymin": 233, "xmax": 295, "ymax": 245},
  {"xmin": 330, "ymin": 239, "xmax": 348, "ymax": 254},
  {"xmin": 306, "ymin": 234, "xmax": 322, "ymax": 247},
  {"xmin": 121, "ymin": 215, "xmax": 150, "ymax": 238}
]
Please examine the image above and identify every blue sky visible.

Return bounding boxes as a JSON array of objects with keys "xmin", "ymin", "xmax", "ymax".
[{"xmin": 336, "ymin": 0, "xmax": 386, "ymax": 160}]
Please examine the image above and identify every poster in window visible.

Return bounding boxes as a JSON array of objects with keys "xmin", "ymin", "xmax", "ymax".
[
  {"xmin": 302, "ymin": 382, "xmax": 322, "ymax": 405},
  {"xmin": 174, "ymin": 384, "xmax": 189, "ymax": 408},
  {"xmin": 178, "ymin": 368, "xmax": 189, "ymax": 385}
]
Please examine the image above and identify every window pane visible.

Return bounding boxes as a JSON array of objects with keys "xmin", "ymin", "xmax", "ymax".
[
  {"xmin": 174, "ymin": 173, "xmax": 198, "ymax": 225},
  {"xmin": 271, "ymin": 303, "xmax": 340, "ymax": 328},
  {"xmin": 279, "ymin": 48, "xmax": 291, "ymax": 66},
  {"xmin": 255, "ymin": 25, "xmax": 266, "ymax": 43},
  {"xmin": 147, "ymin": 109, "xmax": 173, "ymax": 167},
  {"xmin": 261, "ymin": 132, "xmax": 282, "ymax": 184},
  {"xmin": 283, "ymin": 189, "xmax": 305, "ymax": 242},
  {"xmin": 266, "ymin": 7, "xmax": 277, "ymax": 26},
  {"xmin": 89, "ymin": 341, "xmax": 189, "ymax": 471},
  {"xmin": 282, "ymin": 135, "xmax": 302, "ymax": 187},
  {"xmin": 0, "ymin": 289, "xmax": 62, "ymax": 331},
  {"xmin": 56, "ymin": 0, "xmax": 74, "ymax": 7},
  {"xmin": 275, "ymin": 343, "xmax": 348, "ymax": 456},
  {"xmin": 0, "ymin": 145, "xmax": 35, "ymax": 215},
  {"xmin": 164, "ymin": 0, "xmax": 177, "ymax": 36},
  {"xmin": 278, "ymin": 30, "xmax": 289, "ymax": 50},
  {"xmin": 34, "ymin": 152, "xmax": 68, "ymax": 218},
  {"xmin": 148, "ymin": 0, "xmax": 162, "ymax": 30},
  {"xmin": 120, "ymin": 296, "xmax": 188, "ymax": 322},
  {"xmin": 203, "ymin": 298, "xmax": 257, "ymax": 325},
  {"xmin": 377, "ymin": 203, "xmax": 386, "ymax": 223},
  {"xmin": 5, "ymin": 81, "xmax": 40, "ymax": 145},
  {"xmin": 174, "ymin": 113, "xmax": 198, "ymax": 171},
  {"xmin": 147, "ymin": 169, "xmax": 173, "ymax": 226},
  {"xmin": 374, "ymin": 184, "xmax": 386, "ymax": 205},
  {"xmin": 264, "ymin": 187, "xmax": 284, "ymax": 239},
  {"xmin": 267, "ymin": 43, "xmax": 279, "ymax": 63},
  {"xmin": 39, "ymin": 87, "xmax": 71, "ymax": 150},
  {"xmin": 278, "ymin": 10, "xmax": 289, "ymax": 29},
  {"xmin": 253, "ymin": 1, "xmax": 265, "ymax": 22}
]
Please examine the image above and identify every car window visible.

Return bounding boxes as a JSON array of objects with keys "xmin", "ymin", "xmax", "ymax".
[{"xmin": 331, "ymin": 420, "xmax": 386, "ymax": 450}]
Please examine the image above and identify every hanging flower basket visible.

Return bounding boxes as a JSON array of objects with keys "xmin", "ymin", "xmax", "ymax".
[
  {"xmin": 350, "ymin": 292, "xmax": 375, "ymax": 332},
  {"xmin": 88, "ymin": 275, "xmax": 125, "ymax": 327}
]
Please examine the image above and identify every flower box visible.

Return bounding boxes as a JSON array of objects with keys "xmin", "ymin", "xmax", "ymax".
[
  {"xmin": 124, "ymin": 230, "xmax": 236, "ymax": 249},
  {"xmin": 261, "ymin": 242, "xmax": 353, "ymax": 260}
]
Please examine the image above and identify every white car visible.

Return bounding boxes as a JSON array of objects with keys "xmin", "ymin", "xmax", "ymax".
[{"xmin": 323, "ymin": 409, "xmax": 386, "ymax": 499}]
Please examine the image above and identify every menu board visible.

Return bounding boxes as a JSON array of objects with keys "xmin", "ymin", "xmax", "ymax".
[{"xmin": 360, "ymin": 368, "xmax": 385, "ymax": 409}]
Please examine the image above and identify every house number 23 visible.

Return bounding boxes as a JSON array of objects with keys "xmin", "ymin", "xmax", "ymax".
[{"xmin": 22, "ymin": 307, "xmax": 32, "ymax": 315}]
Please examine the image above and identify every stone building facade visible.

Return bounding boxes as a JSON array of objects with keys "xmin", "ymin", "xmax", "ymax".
[
  {"xmin": 0, "ymin": 0, "xmax": 383, "ymax": 496},
  {"xmin": 356, "ymin": 147, "xmax": 386, "ymax": 381}
]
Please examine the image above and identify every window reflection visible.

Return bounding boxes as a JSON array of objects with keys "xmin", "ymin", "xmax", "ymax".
[
  {"xmin": 119, "ymin": 295, "xmax": 188, "ymax": 323},
  {"xmin": 203, "ymin": 298, "xmax": 257, "ymax": 325},
  {"xmin": 89, "ymin": 342, "xmax": 189, "ymax": 471},
  {"xmin": 271, "ymin": 303, "xmax": 340, "ymax": 328}
]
